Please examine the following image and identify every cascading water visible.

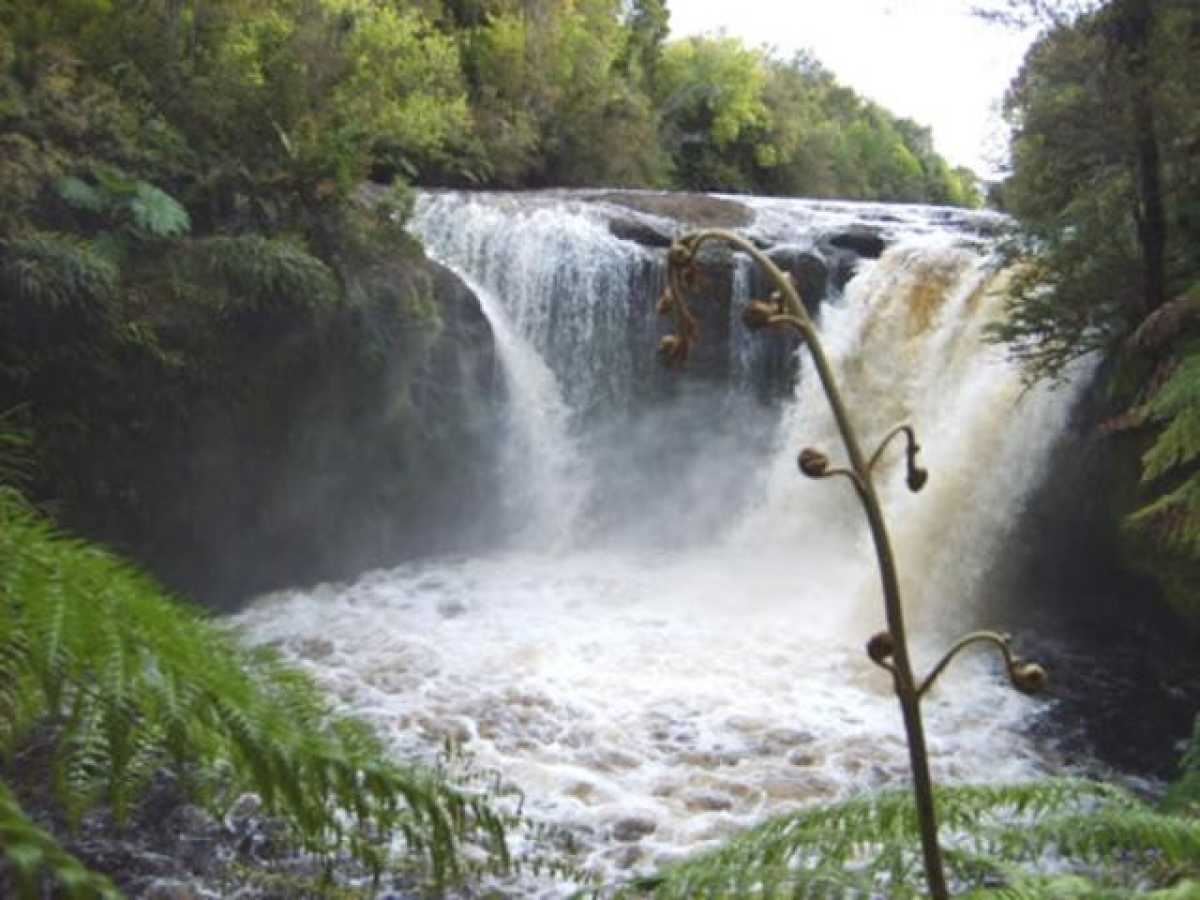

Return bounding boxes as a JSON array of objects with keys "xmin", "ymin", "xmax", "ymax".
[{"xmin": 234, "ymin": 191, "xmax": 1088, "ymax": 889}]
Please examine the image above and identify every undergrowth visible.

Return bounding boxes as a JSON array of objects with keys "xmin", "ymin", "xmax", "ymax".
[
  {"xmin": 0, "ymin": 487, "xmax": 509, "ymax": 897},
  {"xmin": 609, "ymin": 779, "xmax": 1200, "ymax": 898}
]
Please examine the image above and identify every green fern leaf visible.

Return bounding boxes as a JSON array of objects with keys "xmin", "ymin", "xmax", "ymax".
[
  {"xmin": 0, "ymin": 408, "xmax": 33, "ymax": 491},
  {"xmin": 191, "ymin": 236, "xmax": 340, "ymax": 311},
  {"xmin": 0, "ymin": 489, "xmax": 509, "ymax": 889},
  {"xmin": 54, "ymin": 176, "xmax": 107, "ymax": 214},
  {"xmin": 1143, "ymin": 404, "xmax": 1200, "ymax": 483},
  {"xmin": 0, "ymin": 234, "xmax": 118, "ymax": 312},
  {"xmin": 612, "ymin": 780, "xmax": 1197, "ymax": 899},
  {"xmin": 0, "ymin": 781, "xmax": 121, "ymax": 899},
  {"xmin": 1129, "ymin": 478, "xmax": 1200, "ymax": 556},
  {"xmin": 1128, "ymin": 346, "xmax": 1200, "ymax": 561},
  {"xmin": 128, "ymin": 182, "xmax": 190, "ymax": 238}
]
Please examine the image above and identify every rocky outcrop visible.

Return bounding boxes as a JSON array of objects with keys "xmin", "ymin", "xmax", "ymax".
[
  {"xmin": 766, "ymin": 246, "xmax": 828, "ymax": 316},
  {"xmin": 607, "ymin": 215, "xmax": 673, "ymax": 248},
  {"xmin": 679, "ymin": 243, "xmax": 737, "ymax": 384},
  {"xmin": 596, "ymin": 191, "xmax": 753, "ymax": 230},
  {"xmin": 827, "ymin": 225, "xmax": 887, "ymax": 258},
  {"xmin": 124, "ymin": 251, "xmax": 501, "ymax": 609},
  {"xmin": 0, "ymin": 766, "xmax": 427, "ymax": 898},
  {"xmin": 592, "ymin": 195, "xmax": 863, "ymax": 395}
]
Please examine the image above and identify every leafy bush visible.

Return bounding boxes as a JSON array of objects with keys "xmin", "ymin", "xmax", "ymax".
[
  {"xmin": 190, "ymin": 235, "xmax": 341, "ymax": 313},
  {"xmin": 0, "ymin": 234, "xmax": 118, "ymax": 315},
  {"xmin": 1129, "ymin": 338, "xmax": 1200, "ymax": 560},
  {"xmin": 1166, "ymin": 715, "xmax": 1200, "ymax": 815},
  {"xmin": 55, "ymin": 171, "xmax": 190, "ymax": 240},
  {"xmin": 0, "ymin": 488, "xmax": 509, "ymax": 896}
]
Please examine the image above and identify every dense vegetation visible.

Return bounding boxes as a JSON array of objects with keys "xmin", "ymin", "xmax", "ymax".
[
  {"xmin": 979, "ymin": 0, "xmax": 1200, "ymax": 623},
  {"xmin": 0, "ymin": 0, "xmax": 507, "ymax": 603},
  {"xmin": 0, "ymin": 487, "xmax": 508, "ymax": 897},
  {"xmin": 449, "ymin": 0, "xmax": 979, "ymax": 202},
  {"xmin": 0, "ymin": 0, "xmax": 980, "ymax": 205}
]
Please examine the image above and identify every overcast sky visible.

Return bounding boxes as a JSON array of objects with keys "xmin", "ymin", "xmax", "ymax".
[{"xmin": 668, "ymin": 0, "xmax": 1038, "ymax": 177}]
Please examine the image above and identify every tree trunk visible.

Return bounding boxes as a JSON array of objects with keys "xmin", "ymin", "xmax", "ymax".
[
  {"xmin": 1115, "ymin": 0, "xmax": 1168, "ymax": 315},
  {"xmin": 1133, "ymin": 101, "xmax": 1168, "ymax": 314}
]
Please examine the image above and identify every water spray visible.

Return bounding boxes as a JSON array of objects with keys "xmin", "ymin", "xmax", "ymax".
[{"xmin": 657, "ymin": 228, "xmax": 1047, "ymax": 899}]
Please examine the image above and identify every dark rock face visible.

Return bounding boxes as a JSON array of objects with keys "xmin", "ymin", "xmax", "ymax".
[
  {"xmin": 728, "ymin": 247, "xmax": 819, "ymax": 402},
  {"xmin": 595, "ymin": 191, "xmax": 754, "ymax": 229},
  {"xmin": 130, "ymin": 253, "xmax": 501, "ymax": 609},
  {"xmin": 766, "ymin": 246, "xmax": 828, "ymax": 317},
  {"xmin": 823, "ymin": 247, "xmax": 861, "ymax": 292},
  {"xmin": 594, "ymin": 200, "xmax": 843, "ymax": 398},
  {"xmin": 608, "ymin": 215, "xmax": 673, "ymax": 248},
  {"xmin": 975, "ymin": 370, "xmax": 1200, "ymax": 779},
  {"xmin": 682, "ymin": 244, "xmax": 736, "ymax": 383},
  {"xmin": 0, "ymin": 767, "xmax": 424, "ymax": 898},
  {"xmin": 828, "ymin": 225, "xmax": 887, "ymax": 259}
]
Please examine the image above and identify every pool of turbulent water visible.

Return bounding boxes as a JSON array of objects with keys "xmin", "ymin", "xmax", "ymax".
[{"xmin": 235, "ymin": 549, "xmax": 1061, "ymax": 892}]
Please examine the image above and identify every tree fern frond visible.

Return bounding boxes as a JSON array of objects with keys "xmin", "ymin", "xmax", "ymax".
[
  {"xmin": 0, "ymin": 781, "xmax": 120, "ymax": 900},
  {"xmin": 1128, "ymin": 478, "xmax": 1200, "ymax": 557},
  {"xmin": 1165, "ymin": 714, "xmax": 1200, "ymax": 814},
  {"xmin": 190, "ymin": 235, "xmax": 340, "ymax": 312},
  {"xmin": 0, "ymin": 408, "xmax": 34, "ymax": 489},
  {"xmin": 54, "ymin": 175, "xmax": 106, "ymax": 215},
  {"xmin": 1125, "ymin": 346, "xmax": 1200, "ymax": 561},
  {"xmin": 128, "ymin": 182, "xmax": 190, "ymax": 238},
  {"xmin": 59, "ymin": 707, "xmax": 108, "ymax": 826},
  {"xmin": 612, "ymin": 780, "xmax": 1195, "ymax": 899},
  {"xmin": 0, "ymin": 233, "xmax": 119, "ymax": 313},
  {"xmin": 0, "ymin": 489, "xmax": 508, "ymax": 889},
  {"xmin": 1141, "ymin": 350, "xmax": 1200, "ymax": 482}
]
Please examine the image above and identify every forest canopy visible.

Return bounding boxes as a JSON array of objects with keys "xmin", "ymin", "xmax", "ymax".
[{"xmin": 0, "ymin": 0, "xmax": 982, "ymax": 208}]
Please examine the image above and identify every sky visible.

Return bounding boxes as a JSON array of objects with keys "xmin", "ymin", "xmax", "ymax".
[{"xmin": 668, "ymin": 0, "xmax": 1039, "ymax": 178}]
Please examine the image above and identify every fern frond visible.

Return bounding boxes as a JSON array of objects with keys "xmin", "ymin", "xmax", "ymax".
[
  {"xmin": 1128, "ymin": 478, "xmax": 1200, "ymax": 557},
  {"xmin": 1165, "ymin": 714, "xmax": 1200, "ymax": 814},
  {"xmin": 54, "ymin": 175, "xmax": 106, "ymax": 214},
  {"xmin": 1141, "ymin": 350, "xmax": 1200, "ymax": 480},
  {"xmin": 0, "ymin": 489, "xmax": 509, "ymax": 889},
  {"xmin": 1125, "ymin": 346, "xmax": 1200, "ymax": 560},
  {"xmin": 0, "ymin": 407, "xmax": 34, "ymax": 491},
  {"xmin": 190, "ymin": 235, "xmax": 340, "ymax": 312},
  {"xmin": 0, "ymin": 781, "xmax": 120, "ymax": 900},
  {"xmin": 1143, "ymin": 405, "xmax": 1200, "ymax": 484},
  {"xmin": 613, "ymin": 779, "xmax": 1197, "ymax": 899},
  {"xmin": 128, "ymin": 182, "xmax": 190, "ymax": 238},
  {"xmin": 0, "ymin": 233, "xmax": 118, "ymax": 312}
]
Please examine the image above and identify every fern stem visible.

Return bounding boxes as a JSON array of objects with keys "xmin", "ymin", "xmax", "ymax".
[{"xmin": 665, "ymin": 229, "xmax": 950, "ymax": 899}]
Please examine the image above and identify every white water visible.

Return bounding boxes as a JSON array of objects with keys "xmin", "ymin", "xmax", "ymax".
[{"xmin": 235, "ymin": 192, "xmax": 1085, "ymax": 890}]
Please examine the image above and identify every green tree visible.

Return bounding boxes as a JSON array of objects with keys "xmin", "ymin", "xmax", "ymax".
[
  {"xmin": 984, "ymin": 0, "xmax": 1200, "ymax": 619},
  {"xmin": 987, "ymin": 0, "xmax": 1198, "ymax": 377},
  {"xmin": 460, "ymin": 0, "xmax": 664, "ymax": 187},
  {"xmin": 655, "ymin": 35, "xmax": 769, "ymax": 190}
]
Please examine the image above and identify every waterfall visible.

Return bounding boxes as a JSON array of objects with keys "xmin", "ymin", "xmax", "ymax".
[
  {"xmin": 731, "ymin": 234, "xmax": 1090, "ymax": 636},
  {"xmin": 236, "ymin": 191, "xmax": 1086, "ymax": 891},
  {"xmin": 410, "ymin": 193, "xmax": 667, "ymax": 546}
]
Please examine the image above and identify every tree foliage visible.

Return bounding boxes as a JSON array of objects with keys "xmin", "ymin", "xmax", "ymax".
[
  {"xmin": 0, "ymin": 0, "xmax": 980, "ymax": 204},
  {"xmin": 652, "ymin": 40, "xmax": 981, "ymax": 202},
  {"xmin": 987, "ymin": 0, "xmax": 1199, "ymax": 379},
  {"xmin": 984, "ymin": 0, "xmax": 1200, "ymax": 619}
]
